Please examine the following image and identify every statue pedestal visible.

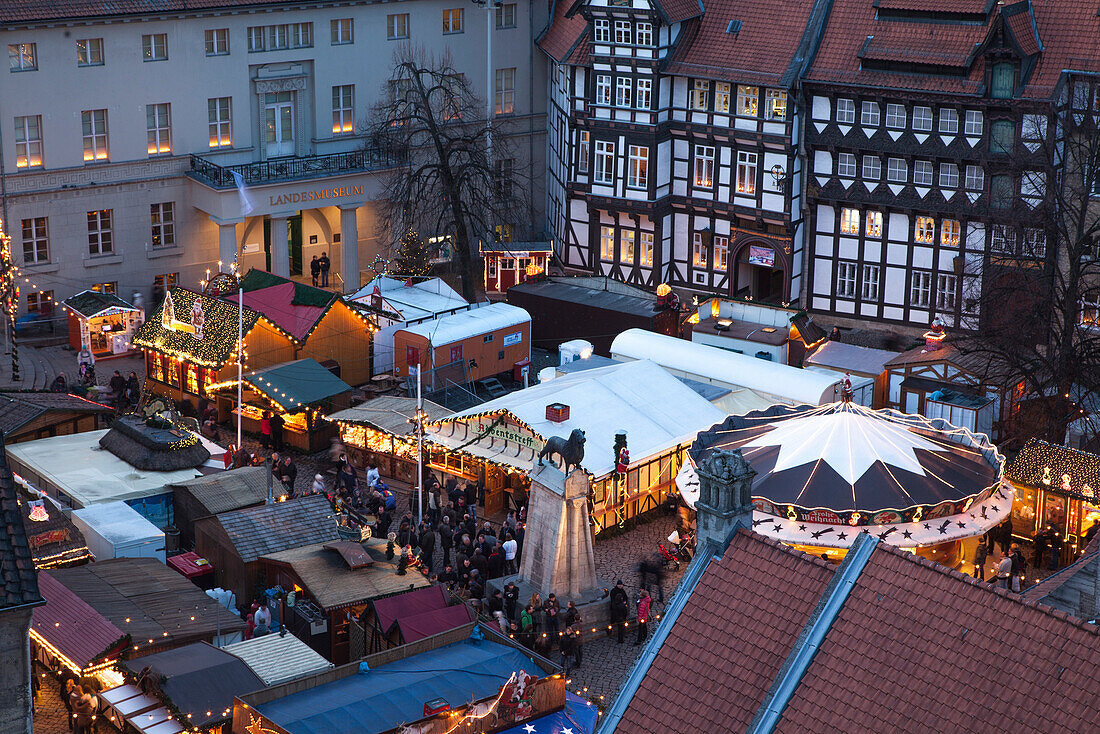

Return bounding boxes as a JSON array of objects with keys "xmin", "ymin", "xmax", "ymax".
[{"xmin": 489, "ymin": 465, "xmax": 611, "ymax": 638}]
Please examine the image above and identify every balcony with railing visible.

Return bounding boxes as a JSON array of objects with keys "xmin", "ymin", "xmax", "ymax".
[{"xmin": 188, "ymin": 147, "xmax": 402, "ymax": 189}]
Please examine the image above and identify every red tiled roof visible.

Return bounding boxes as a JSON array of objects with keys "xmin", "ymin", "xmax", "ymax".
[
  {"xmin": 0, "ymin": 0, "xmax": 301, "ymax": 24},
  {"xmin": 874, "ymin": 0, "xmax": 993, "ymax": 13},
  {"xmin": 565, "ymin": 34, "xmax": 592, "ymax": 66},
  {"xmin": 775, "ymin": 541, "xmax": 1100, "ymax": 733},
  {"xmin": 1020, "ymin": 534, "xmax": 1100, "ymax": 603},
  {"xmin": 1005, "ymin": 5, "xmax": 1042, "ymax": 56},
  {"xmin": 665, "ymin": 0, "xmax": 819, "ymax": 85},
  {"xmin": 33, "ymin": 573, "xmax": 126, "ymax": 670},
  {"xmin": 536, "ymin": 0, "xmax": 588, "ymax": 64},
  {"xmin": 616, "ymin": 531, "xmax": 836, "ymax": 732},
  {"xmin": 857, "ymin": 22, "xmax": 986, "ymax": 69},
  {"xmin": 652, "ymin": 0, "xmax": 703, "ymax": 24},
  {"xmin": 1024, "ymin": 0, "xmax": 1100, "ymax": 95},
  {"xmin": 616, "ymin": 530, "xmax": 1100, "ymax": 733}
]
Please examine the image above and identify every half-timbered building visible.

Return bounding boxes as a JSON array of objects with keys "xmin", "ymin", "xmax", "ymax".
[
  {"xmin": 800, "ymin": 0, "xmax": 1087, "ymax": 331},
  {"xmin": 538, "ymin": 0, "xmax": 831, "ymax": 304}
]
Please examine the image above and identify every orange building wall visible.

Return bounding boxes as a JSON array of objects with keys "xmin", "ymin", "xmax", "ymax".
[{"xmin": 393, "ymin": 320, "xmax": 531, "ymax": 383}]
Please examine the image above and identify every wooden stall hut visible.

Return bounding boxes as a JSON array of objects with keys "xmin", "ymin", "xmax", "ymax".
[
  {"xmin": 0, "ymin": 392, "xmax": 112, "ymax": 443},
  {"xmin": 167, "ymin": 467, "xmax": 270, "ymax": 550},
  {"xmin": 62, "ymin": 290, "xmax": 143, "ymax": 360},
  {"xmin": 192, "ymin": 495, "xmax": 341, "ymax": 606},
  {"xmin": 259, "ymin": 538, "xmax": 430, "ymax": 664},
  {"xmin": 227, "ymin": 269, "xmax": 377, "ymax": 387},
  {"xmin": 220, "ymin": 633, "xmax": 333, "ymax": 687},
  {"xmin": 30, "ymin": 573, "xmax": 128, "ymax": 686},
  {"xmin": 133, "ymin": 287, "xmax": 296, "ymax": 418},
  {"xmin": 481, "ymin": 240, "xmax": 552, "ymax": 296},
  {"xmin": 327, "ymin": 397, "xmax": 451, "ymax": 486}
]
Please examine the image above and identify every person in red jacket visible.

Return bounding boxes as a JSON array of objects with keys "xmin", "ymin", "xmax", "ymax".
[{"xmin": 634, "ymin": 589, "xmax": 651, "ymax": 646}]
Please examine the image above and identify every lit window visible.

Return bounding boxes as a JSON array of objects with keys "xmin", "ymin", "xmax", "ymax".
[
  {"xmin": 332, "ymin": 85, "xmax": 354, "ymax": 134},
  {"xmin": 14, "ymin": 115, "xmax": 42, "ymax": 168},
  {"xmin": 862, "ymin": 156, "xmax": 881, "ymax": 180},
  {"xmin": 914, "ymin": 216, "xmax": 935, "ymax": 244},
  {"xmin": 860, "ymin": 101, "xmax": 879, "ymax": 126},
  {"xmin": 836, "ymin": 98, "xmax": 855, "ymax": 124},
  {"xmin": 578, "ymin": 130, "xmax": 589, "ymax": 173},
  {"xmin": 627, "ymin": 145, "xmax": 648, "ymax": 189},
  {"xmin": 692, "ymin": 233, "xmax": 707, "ymax": 267},
  {"xmin": 965, "ymin": 165, "xmax": 983, "ymax": 191},
  {"xmin": 736, "ymin": 151, "xmax": 757, "ymax": 194},
  {"xmin": 87, "ymin": 209, "xmax": 113, "ymax": 255},
  {"xmin": 596, "ymin": 75, "xmax": 611, "ymax": 105},
  {"xmin": 693, "ymin": 145, "xmax": 714, "ymax": 188},
  {"xmin": 386, "ymin": 15, "xmax": 409, "ymax": 40},
  {"xmin": 600, "ymin": 226, "xmax": 615, "ymax": 260},
  {"xmin": 616, "ymin": 77, "xmax": 631, "ymax": 107},
  {"xmin": 614, "ymin": 20, "xmax": 631, "ymax": 44},
  {"xmin": 81, "ymin": 109, "xmax": 109, "ymax": 161},
  {"xmin": 77, "ymin": 38, "xmax": 104, "ymax": 66},
  {"xmin": 939, "ymin": 163, "xmax": 959, "ymax": 188},
  {"xmin": 865, "ymin": 211, "xmax": 882, "ymax": 238},
  {"xmin": 912, "ymin": 106, "xmax": 932, "ymax": 132},
  {"xmin": 936, "ymin": 274, "xmax": 957, "ymax": 311},
  {"xmin": 1023, "ymin": 228, "xmax": 1046, "ymax": 258},
  {"xmin": 887, "ymin": 157, "xmax": 906, "ymax": 182},
  {"xmin": 737, "ymin": 85, "xmax": 758, "ymax": 116},
  {"xmin": 840, "ymin": 208, "xmax": 859, "ymax": 235},
  {"xmin": 146, "ymin": 103, "xmax": 171, "ymax": 155},
  {"xmin": 913, "ymin": 160, "xmax": 933, "ymax": 186},
  {"xmin": 715, "ymin": 83, "xmax": 731, "ymax": 114},
  {"xmin": 939, "ymin": 109, "xmax": 958, "ymax": 134},
  {"xmin": 911, "ymin": 271, "xmax": 932, "ymax": 307},
  {"xmin": 640, "ymin": 232, "xmax": 654, "ymax": 266},
  {"xmin": 331, "ymin": 18, "xmax": 353, "ymax": 44},
  {"xmin": 1080, "ymin": 297, "xmax": 1100, "ymax": 326},
  {"xmin": 862, "ymin": 265, "xmax": 880, "ymax": 300},
  {"xmin": 495, "ymin": 3, "xmax": 517, "ymax": 29},
  {"xmin": 91, "ymin": 282, "xmax": 116, "ymax": 294},
  {"xmin": 837, "ymin": 262, "xmax": 857, "ymax": 298},
  {"xmin": 837, "ymin": 153, "xmax": 856, "ymax": 177},
  {"xmin": 8, "ymin": 43, "xmax": 37, "ymax": 71},
  {"xmin": 142, "ymin": 33, "xmax": 168, "ymax": 61},
  {"xmin": 940, "ymin": 219, "xmax": 960, "ymax": 246},
  {"xmin": 636, "ymin": 22, "xmax": 652, "ymax": 46},
  {"xmin": 594, "ymin": 140, "xmax": 615, "ymax": 184},
  {"xmin": 885, "ymin": 103, "xmax": 905, "ymax": 129},
  {"xmin": 766, "ymin": 89, "xmax": 787, "ymax": 120},
  {"xmin": 636, "ymin": 79, "xmax": 652, "ymax": 109},
  {"xmin": 442, "ymin": 8, "xmax": 464, "ymax": 34},
  {"xmin": 964, "ymin": 110, "xmax": 983, "ymax": 136},
  {"xmin": 991, "ymin": 225, "xmax": 1016, "ymax": 253},
  {"xmin": 714, "ymin": 236, "xmax": 729, "ymax": 270},
  {"xmin": 690, "ymin": 80, "xmax": 709, "ymax": 111},
  {"xmin": 186, "ymin": 364, "xmax": 200, "ymax": 395},
  {"xmin": 621, "ymin": 229, "xmax": 635, "ymax": 263},
  {"xmin": 205, "ymin": 28, "xmax": 229, "ymax": 55},
  {"xmin": 495, "ymin": 67, "xmax": 515, "ymax": 115},
  {"xmin": 594, "ymin": 19, "xmax": 610, "ymax": 43},
  {"xmin": 21, "ymin": 217, "xmax": 48, "ymax": 264},
  {"xmin": 208, "ymin": 97, "xmax": 232, "ymax": 148},
  {"xmin": 150, "ymin": 202, "xmax": 175, "ymax": 248}
]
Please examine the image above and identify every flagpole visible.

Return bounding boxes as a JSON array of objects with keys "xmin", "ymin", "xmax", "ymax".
[
  {"xmin": 416, "ymin": 365, "xmax": 423, "ymax": 527},
  {"xmin": 237, "ymin": 273, "xmax": 243, "ymax": 451}
]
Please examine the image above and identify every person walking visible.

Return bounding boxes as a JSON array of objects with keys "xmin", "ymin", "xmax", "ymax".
[
  {"xmin": 438, "ymin": 516, "xmax": 454, "ymax": 568},
  {"xmin": 260, "ymin": 412, "xmax": 272, "ymax": 449},
  {"xmin": 570, "ymin": 624, "xmax": 584, "ymax": 669},
  {"xmin": 559, "ymin": 622, "xmax": 576, "ymax": 674},
  {"xmin": 464, "ymin": 481, "xmax": 478, "ymax": 521},
  {"xmin": 63, "ymin": 677, "xmax": 77, "ymax": 731},
  {"xmin": 278, "ymin": 455, "xmax": 297, "ymax": 493},
  {"xmin": 418, "ymin": 523, "xmax": 436, "ymax": 573},
  {"xmin": 269, "ymin": 411, "xmax": 285, "ymax": 452},
  {"xmin": 609, "ymin": 580, "xmax": 628, "ymax": 644},
  {"xmin": 502, "ymin": 532, "xmax": 518, "ymax": 575},
  {"xmin": 634, "ymin": 589, "xmax": 651, "ymax": 646},
  {"xmin": 519, "ymin": 604, "xmax": 536, "ymax": 649},
  {"xmin": 1049, "ymin": 530, "xmax": 1063, "ymax": 571},
  {"xmin": 310, "ymin": 255, "xmax": 321, "ymax": 286},
  {"xmin": 318, "ymin": 251, "xmax": 331, "ymax": 287},
  {"xmin": 972, "ymin": 536, "xmax": 988, "ymax": 581},
  {"xmin": 994, "ymin": 550, "xmax": 1014, "ymax": 590},
  {"xmin": 1010, "ymin": 543, "xmax": 1027, "ymax": 592}
]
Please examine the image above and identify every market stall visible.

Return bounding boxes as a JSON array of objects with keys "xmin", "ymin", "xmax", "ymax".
[
  {"xmin": 481, "ymin": 240, "xmax": 552, "ymax": 296},
  {"xmin": 63, "ymin": 290, "xmax": 143, "ymax": 360},
  {"xmin": 677, "ymin": 400, "xmax": 1011, "ymax": 566}
]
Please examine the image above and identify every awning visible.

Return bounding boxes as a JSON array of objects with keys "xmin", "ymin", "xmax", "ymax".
[
  {"xmin": 32, "ymin": 573, "xmax": 128, "ymax": 672},
  {"xmin": 238, "ymin": 358, "xmax": 352, "ymax": 412}
]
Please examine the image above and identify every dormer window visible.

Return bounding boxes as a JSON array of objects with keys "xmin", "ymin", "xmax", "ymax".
[{"xmin": 990, "ymin": 62, "xmax": 1015, "ymax": 99}]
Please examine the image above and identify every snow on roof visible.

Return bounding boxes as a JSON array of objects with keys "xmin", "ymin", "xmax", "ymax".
[
  {"xmin": 399, "ymin": 302, "xmax": 530, "ymax": 346},
  {"xmin": 804, "ymin": 341, "xmax": 899, "ymax": 376},
  {"xmin": 610, "ymin": 329, "xmax": 842, "ymax": 406},
  {"xmin": 348, "ymin": 277, "xmax": 468, "ymax": 322},
  {"xmin": 6, "ymin": 430, "xmax": 202, "ymax": 506},
  {"xmin": 438, "ymin": 359, "xmax": 726, "ymax": 478},
  {"xmin": 71, "ymin": 501, "xmax": 163, "ymax": 545}
]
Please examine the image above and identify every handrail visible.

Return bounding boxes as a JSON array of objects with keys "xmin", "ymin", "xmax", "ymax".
[{"xmin": 189, "ymin": 147, "xmax": 402, "ymax": 189}]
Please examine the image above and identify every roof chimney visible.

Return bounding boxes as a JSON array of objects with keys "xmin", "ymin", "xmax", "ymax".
[{"xmin": 546, "ymin": 403, "xmax": 570, "ymax": 423}]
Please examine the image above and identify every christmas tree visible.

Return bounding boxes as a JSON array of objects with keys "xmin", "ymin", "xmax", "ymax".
[{"xmin": 393, "ymin": 229, "xmax": 433, "ymax": 277}]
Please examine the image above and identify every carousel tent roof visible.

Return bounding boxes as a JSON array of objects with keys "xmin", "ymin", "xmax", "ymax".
[
  {"xmin": 689, "ymin": 402, "xmax": 1001, "ymax": 514},
  {"xmin": 241, "ymin": 359, "xmax": 352, "ymax": 412},
  {"xmin": 610, "ymin": 329, "xmax": 843, "ymax": 406},
  {"xmin": 62, "ymin": 290, "xmax": 140, "ymax": 318}
]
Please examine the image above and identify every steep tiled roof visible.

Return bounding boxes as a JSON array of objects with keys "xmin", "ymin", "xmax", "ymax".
[
  {"xmin": 214, "ymin": 495, "xmax": 339, "ymax": 564},
  {"xmin": 0, "ymin": 392, "xmax": 111, "ymax": 436},
  {"xmin": 873, "ymin": 0, "xmax": 994, "ymax": 13},
  {"xmin": 616, "ymin": 532, "xmax": 836, "ymax": 732},
  {"xmin": 612, "ymin": 530, "xmax": 1100, "ymax": 733},
  {"xmin": 664, "ymin": 0, "xmax": 822, "ymax": 86},
  {"xmin": 1020, "ymin": 534, "xmax": 1100, "ymax": 605},
  {"xmin": 536, "ymin": 0, "xmax": 588, "ymax": 64},
  {"xmin": 0, "ymin": 432, "xmax": 42, "ymax": 610},
  {"xmin": 651, "ymin": 0, "xmax": 703, "ymax": 24}
]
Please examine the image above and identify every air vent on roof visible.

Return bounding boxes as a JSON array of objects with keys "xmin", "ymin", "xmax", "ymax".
[{"xmin": 726, "ymin": 20, "xmax": 742, "ymax": 34}]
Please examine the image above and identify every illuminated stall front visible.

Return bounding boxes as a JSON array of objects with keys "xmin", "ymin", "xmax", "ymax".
[
  {"xmin": 1005, "ymin": 438, "xmax": 1100, "ymax": 565},
  {"xmin": 62, "ymin": 290, "xmax": 144, "ymax": 360},
  {"xmin": 678, "ymin": 401, "xmax": 1011, "ymax": 565}
]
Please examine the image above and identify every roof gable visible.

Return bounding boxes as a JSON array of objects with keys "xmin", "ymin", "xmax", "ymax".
[
  {"xmin": 62, "ymin": 290, "xmax": 139, "ymax": 318},
  {"xmin": 133, "ymin": 288, "xmax": 263, "ymax": 368}
]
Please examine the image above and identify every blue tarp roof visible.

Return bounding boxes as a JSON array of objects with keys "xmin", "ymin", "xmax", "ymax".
[
  {"xmin": 496, "ymin": 693, "xmax": 600, "ymax": 734},
  {"xmin": 257, "ymin": 638, "xmax": 537, "ymax": 734}
]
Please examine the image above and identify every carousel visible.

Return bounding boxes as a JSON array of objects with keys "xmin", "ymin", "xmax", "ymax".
[{"xmin": 677, "ymin": 398, "xmax": 1012, "ymax": 565}]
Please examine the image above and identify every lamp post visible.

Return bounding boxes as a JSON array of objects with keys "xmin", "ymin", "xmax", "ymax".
[{"xmin": 471, "ymin": 0, "xmax": 496, "ymax": 165}]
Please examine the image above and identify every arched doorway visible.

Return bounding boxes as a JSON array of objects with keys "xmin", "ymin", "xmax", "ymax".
[{"xmin": 733, "ymin": 240, "xmax": 786, "ymax": 303}]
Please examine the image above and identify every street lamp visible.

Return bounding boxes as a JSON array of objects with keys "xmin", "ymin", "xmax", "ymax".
[{"xmin": 470, "ymin": 0, "xmax": 496, "ymax": 164}]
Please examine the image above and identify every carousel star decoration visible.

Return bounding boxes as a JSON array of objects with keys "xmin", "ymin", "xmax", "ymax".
[
  {"xmin": 836, "ymin": 532, "xmax": 848, "ymax": 540},
  {"xmin": 523, "ymin": 725, "xmax": 537, "ymax": 734},
  {"xmin": 741, "ymin": 405, "xmax": 949, "ymax": 485},
  {"xmin": 902, "ymin": 530, "xmax": 913, "ymax": 539},
  {"xmin": 562, "ymin": 728, "xmax": 575, "ymax": 734},
  {"xmin": 798, "ymin": 524, "xmax": 807, "ymax": 532}
]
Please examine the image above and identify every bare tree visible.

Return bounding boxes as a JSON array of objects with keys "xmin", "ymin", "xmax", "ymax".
[
  {"xmin": 366, "ymin": 47, "xmax": 534, "ymax": 301},
  {"xmin": 956, "ymin": 79, "xmax": 1100, "ymax": 448}
]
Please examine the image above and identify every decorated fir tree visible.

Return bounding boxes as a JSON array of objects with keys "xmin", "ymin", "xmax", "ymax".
[{"xmin": 393, "ymin": 229, "xmax": 433, "ymax": 277}]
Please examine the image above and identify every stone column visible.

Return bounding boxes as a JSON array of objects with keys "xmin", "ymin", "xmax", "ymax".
[
  {"xmin": 517, "ymin": 466, "xmax": 600, "ymax": 599},
  {"xmin": 339, "ymin": 204, "xmax": 360, "ymax": 292},
  {"xmin": 212, "ymin": 218, "xmax": 241, "ymax": 268},
  {"xmin": 695, "ymin": 448, "xmax": 757, "ymax": 553},
  {"xmin": 269, "ymin": 215, "xmax": 290, "ymax": 277}
]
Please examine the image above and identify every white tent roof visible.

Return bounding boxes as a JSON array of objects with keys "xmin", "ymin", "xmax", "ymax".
[
  {"xmin": 222, "ymin": 632, "xmax": 332, "ymax": 686},
  {"xmin": 400, "ymin": 302, "xmax": 530, "ymax": 346},
  {"xmin": 610, "ymin": 329, "xmax": 842, "ymax": 406},
  {"xmin": 348, "ymin": 277, "xmax": 468, "ymax": 322},
  {"xmin": 6, "ymin": 429, "xmax": 203, "ymax": 507},
  {"xmin": 432, "ymin": 359, "xmax": 725, "ymax": 478},
  {"xmin": 71, "ymin": 501, "xmax": 163, "ymax": 545}
]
